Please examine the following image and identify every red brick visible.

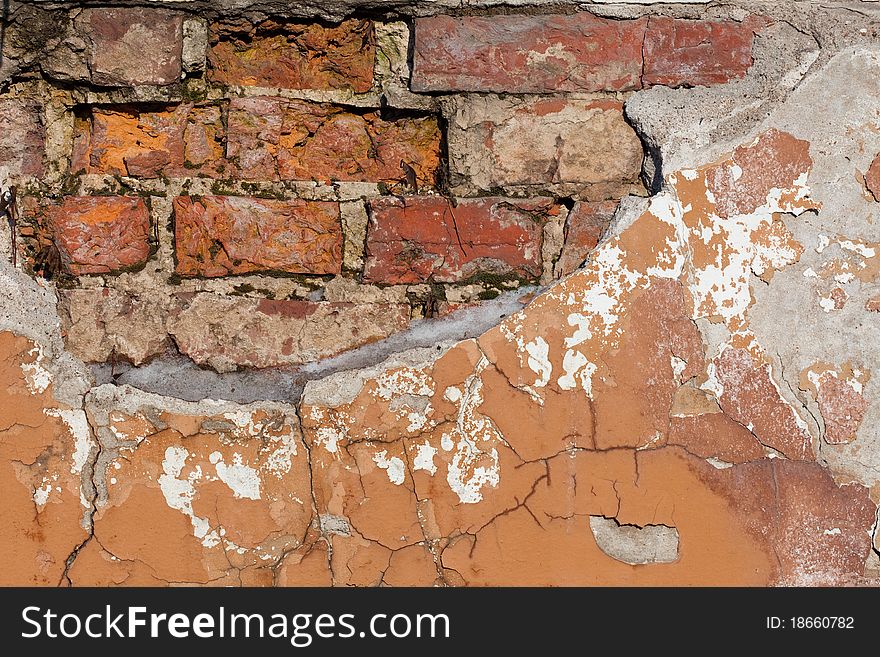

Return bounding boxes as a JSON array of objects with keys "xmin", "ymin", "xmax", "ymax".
[
  {"xmin": 208, "ymin": 19, "xmax": 375, "ymax": 92},
  {"xmin": 174, "ymin": 196, "xmax": 342, "ymax": 277},
  {"xmin": 643, "ymin": 17, "xmax": 763, "ymax": 88},
  {"xmin": 364, "ymin": 196, "xmax": 560, "ymax": 284},
  {"xmin": 0, "ymin": 99, "xmax": 44, "ymax": 178},
  {"xmin": 412, "ymin": 14, "xmax": 646, "ymax": 93},
  {"xmin": 555, "ymin": 200, "xmax": 619, "ymax": 277},
  {"xmin": 226, "ymin": 97, "xmax": 440, "ymax": 185},
  {"xmin": 42, "ymin": 196, "xmax": 151, "ymax": 275},
  {"xmin": 71, "ymin": 104, "xmax": 225, "ymax": 177},
  {"xmin": 85, "ymin": 9, "xmax": 183, "ymax": 86}
]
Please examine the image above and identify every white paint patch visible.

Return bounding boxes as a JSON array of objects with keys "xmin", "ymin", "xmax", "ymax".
[
  {"xmin": 525, "ymin": 337, "xmax": 552, "ymax": 388},
  {"xmin": 557, "ymin": 349, "xmax": 597, "ymax": 396},
  {"xmin": 445, "ymin": 362, "xmax": 502, "ymax": 504},
  {"xmin": 374, "ymin": 368, "xmax": 434, "ymax": 401},
  {"xmin": 444, "ymin": 386, "xmax": 462, "ymax": 403},
  {"xmin": 20, "ymin": 344, "xmax": 51, "ymax": 394},
  {"xmin": 838, "ymin": 239, "xmax": 876, "ymax": 258},
  {"xmin": 44, "ymin": 408, "xmax": 94, "ymax": 475},
  {"xmin": 413, "ymin": 441, "xmax": 437, "ymax": 475},
  {"xmin": 33, "ymin": 481, "xmax": 52, "ymax": 507},
  {"xmin": 447, "ymin": 436, "xmax": 500, "ymax": 504},
  {"xmin": 314, "ymin": 426, "xmax": 345, "ymax": 454},
  {"xmin": 705, "ymin": 457, "xmax": 733, "ymax": 470},
  {"xmin": 212, "ymin": 452, "xmax": 261, "ymax": 500},
  {"xmin": 158, "ymin": 446, "xmax": 211, "ymax": 541},
  {"xmin": 701, "ymin": 362, "xmax": 725, "ymax": 399},
  {"xmin": 441, "ymin": 433, "xmax": 454, "ymax": 451},
  {"xmin": 373, "ymin": 450, "xmax": 406, "ymax": 485},
  {"xmin": 823, "ymin": 528, "xmax": 841, "ymax": 536}
]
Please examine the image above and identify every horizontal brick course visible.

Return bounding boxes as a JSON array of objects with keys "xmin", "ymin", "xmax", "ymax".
[
  {"xmin": 413, "ymin": 13, "xmax": 762, "ymax": 93},
  {"xmin": 174, "ymin": 195, "xmax": 343, "ymax": 277},
  {"xmin": 412, "ymin": 14, "xmax": 646, "ymax": 93}
]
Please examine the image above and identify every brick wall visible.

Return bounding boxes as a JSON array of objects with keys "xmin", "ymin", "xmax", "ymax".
[{"xmin": 2, "ymin": 8, "xmax": 764, "ymax": 369}]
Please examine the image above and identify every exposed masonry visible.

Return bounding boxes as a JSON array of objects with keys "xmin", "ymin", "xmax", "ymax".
[{"xmin": 2, "ymin": 0, "xmax": 880, "ymax": 586}]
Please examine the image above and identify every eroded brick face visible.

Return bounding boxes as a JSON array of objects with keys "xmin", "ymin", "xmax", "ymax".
[
  {"xmin": 364, "ymin": 197, "xmax": 557, "ymax": 284},
  {"xmin": 86, "ymin": 9, "xmax": 183, "ymax": 86},
  {"xmin": 449, "ymin": 98, "xmax": 643, "ymax": 194},
  {"xmin": 208, "ymin": 19, "xmax": 376, "ymax": 92},
  {"xmin": 412, "ymin": 14, "xmax": 646, "ymax": 93},
  {"xmin": 643, "ymin": 17, "xmax": 761, "ymax": 87},
  {"xmin": 174, "ymin": 196, "xmax": 343, "ymax": 277},
  {"xmin": 31, "ymin": 196, "xmax": 151, "ymax": 275},
  {"xmin": 413, "ymin": 14, "xmax": 761, "ymax": 92},
  {"xmin": 0, "ymin": 99, "xmax": 44, "ymax": 177},
  {"xmin": 226, "ymin": 97, "xmax": 441, "ymax": 185}
]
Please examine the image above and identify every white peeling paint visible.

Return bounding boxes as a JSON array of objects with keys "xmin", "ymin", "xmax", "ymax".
[
  {"xmin": 44, "ymin": 408, "xmax": 94, "ymax": 475},
  {"xmin": 314, "ymin": 426, "xmax": 345, "ymax": 454},
  {"xmin": 525, "ymin": 337, "xmax": 552, "ymax": 388},
  {"xmin": 670, "ymin": 356, "xmax": 687, "ymax": 381},
  {"xmin": 441, "ymin": 433, "xmax": 454, "ymax": 451},
  {"xmin": 20, "ymin": 345, "xmax": 51, "ymax": 394},
  {"xmin": 557, "ymin": 349, "xmax": 596, "ymax": 396},
  {"xmin": 33, "ymin": 481, "xmax": 52, "ymax": 507},
  {"xmin": 158, "ymin": 446, "xmax": 211, "ymax": 541},
  {"xmin": 413, "ymin": 441, "xmax": 437, "ymax": 475},
  {"xmin": 374, "ymin": 368, "xmax": 434, "ymax": 401},
  {"xmin": 373, "ymin": 450, "xmax": 406, "ymax": 485},
  {"xmin": 212, "ymin": 452, "xmax": 261, "ymax": 500},
  {"xmin": 262, "ymin": 432, "xmax": 298, "ymax": 478},
  {"xmin": 444, "ymin": 386, "xmax": 462, "ymax": 403}
]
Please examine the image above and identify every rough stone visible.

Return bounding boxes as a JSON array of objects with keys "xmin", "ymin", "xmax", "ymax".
[
  {"xmin": 0, "ymin": 98, "xmax": 45, "ymax": 179},
  {"xmin": 167, "ymin": 295, "xmax": 412, "ymax": 371},
  {"xmin": 59, "ymin": 288, "xmax": 170, "ymax": 365}
]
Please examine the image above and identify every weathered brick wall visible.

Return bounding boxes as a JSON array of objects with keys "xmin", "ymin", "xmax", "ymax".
[
  {"xmin": 0, "ymin": 7, "xmax": 767, "ymax": 370},
  {"xmin": 1, "ymin": 0, "xmax": 880, "ymax": 587}
]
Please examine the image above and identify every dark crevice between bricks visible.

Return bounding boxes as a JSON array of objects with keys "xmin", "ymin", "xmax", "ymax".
[{"xmin": 623, "ymin": 100, "xmax": 663, "ymax": 196}]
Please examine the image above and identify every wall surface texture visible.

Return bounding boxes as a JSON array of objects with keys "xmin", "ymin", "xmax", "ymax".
[{"xmin": 1, "ymin": 0, "xmax": 880, "ymax": 585}]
